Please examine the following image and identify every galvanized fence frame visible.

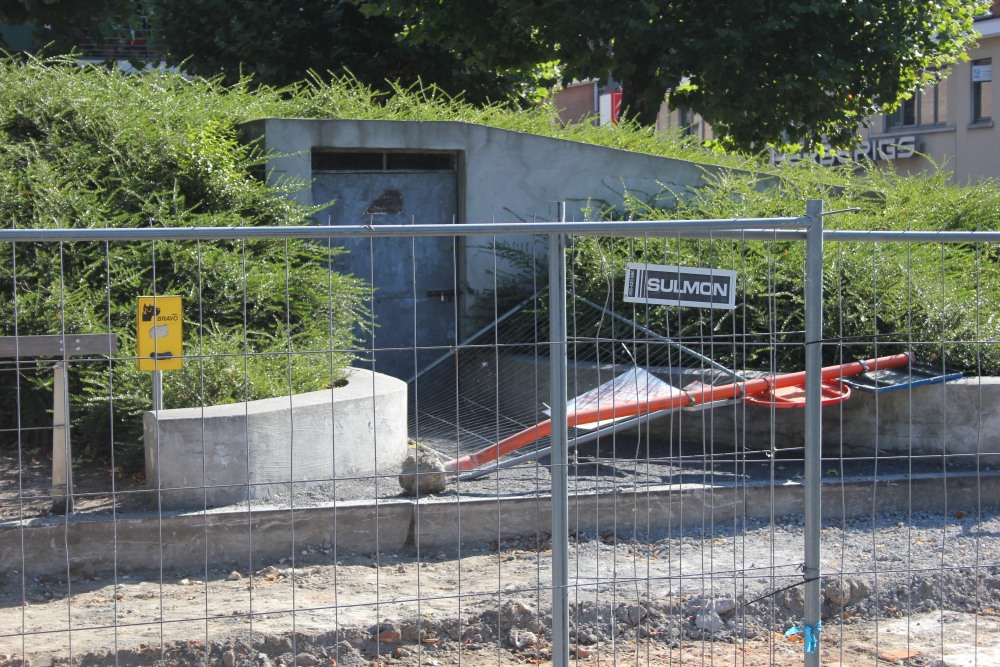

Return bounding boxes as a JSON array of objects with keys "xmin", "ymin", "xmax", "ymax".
[
  {"xmin": 12, "ymin": 201, "xmax": 1000, "ymax": 665},
  {"xmin": 1, "ymin": 204, "xmax": 823, "ymax": 665}
]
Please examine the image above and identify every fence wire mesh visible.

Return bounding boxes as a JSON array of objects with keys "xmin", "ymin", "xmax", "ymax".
[{"xmin": 1, "ymin": 214, "xmax": 999, "ymax": 666}]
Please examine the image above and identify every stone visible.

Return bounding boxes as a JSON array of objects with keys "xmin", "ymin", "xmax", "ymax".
[
  {"xmin": 711, "ymin": 598, "xmax": 738, "ymax": 615},
  {"xmin": 500, "ymin": 599, "xmax": 538, "ymax": 629},
  {"xmin": 877, "ymin": 649, "xmax": 921, "ymax": 663},
  {"xmin": 398, "ymin": 446, "xmax": 448, "ymax": 496},
  {"xmin": 221, "ymin": 649, "xmax": 236, "ymax": 667},
  {"xmin": 373, "ymin": 620, "xmax": 402, "ymax": 643},
  {"xmin": 334, "ymin": 642, "xmax": 368, "ymax": 667},
  {"xmin": 695, "ymin": 610, "xmax": 725, "ymax": 633},
  {"xmin": 824, "ymin": 580, "xmax": 852, "ymax": 606},
  {"xmin": 626, "ymin": 604, "xmax": 646, "ymax": 625},
  {"xmin": 293, "ymin": 653, "xmax": 320, "ymax": 666}
]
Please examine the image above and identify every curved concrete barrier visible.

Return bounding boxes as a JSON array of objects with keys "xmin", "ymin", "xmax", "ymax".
[{"xmin": 143, "ymin": 368, "xmax": 407, "ymax": 510}]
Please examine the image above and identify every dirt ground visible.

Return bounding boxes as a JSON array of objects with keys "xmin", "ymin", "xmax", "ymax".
[
  {"xmin": 0, "ymin": 448, "xmax": 149, "ymax": 521},
  {"xmin": 0, "ymin": 540, "xmax": 997, "ymax": 666},
  {"xmin": 4, "ymin": 449, "xmax": 1000, "ymax": 666}
]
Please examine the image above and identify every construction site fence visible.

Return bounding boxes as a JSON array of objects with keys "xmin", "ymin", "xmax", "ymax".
[{"xmin": 2, "ymin": 200, "xmax": 1000, "ymax": 666}]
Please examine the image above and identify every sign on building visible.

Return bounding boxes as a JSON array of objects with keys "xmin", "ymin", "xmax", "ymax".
[
  {"xmin": 623, "ymin": 263, "xmax": 737, "ymax": 309},
  {"xmin": 137, "ymin": 296, "xmax": 183, "ymax": 370},
  {"xmin": 769, "ymin": 135, "xmax": 917, "ymax": 167}
]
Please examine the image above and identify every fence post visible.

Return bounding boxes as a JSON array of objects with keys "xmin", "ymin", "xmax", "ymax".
[
  {"xmin": 152, "ymin": 369, "xmax": 163, "ymax": 412},
  {"xmin": 51, "ymin": 360, "xmax": 73, "ymax": 513},
  {"xmin": 548, "ymin": 205, "xmax": 569, "ymax": 667},
  {"xmin": 803, "ymin": 199, "xmax": 825, "ymax": 666}
]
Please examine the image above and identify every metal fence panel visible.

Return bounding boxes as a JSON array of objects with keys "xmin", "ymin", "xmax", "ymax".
[{"xmin": 2, "ymin": 206, "xmax": 999, "ymax": 666}]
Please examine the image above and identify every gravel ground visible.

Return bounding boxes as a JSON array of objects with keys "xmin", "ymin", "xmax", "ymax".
[
  {"xmin": 2, "ymin": 505, "xmax": 1000, "ymax": 665},
  {"xmin": 3, "ymin": 431, "xmax": 999, "ymax": 665}
]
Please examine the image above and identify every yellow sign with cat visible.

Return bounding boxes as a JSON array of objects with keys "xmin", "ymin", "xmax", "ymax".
[{"xmin": 137, "ymin": 296, "xmax": 183, "ymax": 371}]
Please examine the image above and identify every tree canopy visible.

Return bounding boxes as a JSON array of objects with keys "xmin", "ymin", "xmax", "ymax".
[
  {"xmin": 145, "ymin": 0, "xmax": 542, "ymax": 106},
  {"xmin": 360, "ymin": 0, "xmax": 989, "ymax": 149},
  {"xmin": 0, "ymin": 0, "xmax": 138, "ymax": 53},
  {"xmin": 2, "ymin": 1, "xmax": 993, "ymax": 150}
]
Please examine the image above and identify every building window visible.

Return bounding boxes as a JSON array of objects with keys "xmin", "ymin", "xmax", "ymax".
[
  {"xmin": 677, "ymin": 109, "xmax": 697, "ymax": 136},
  {"xmin": 973, "ymin": 58, "xmax": 992, "ymax": 123},
  {"xmin": 886, "ymin": 78, "xmax": 948, "ymax": 130}
]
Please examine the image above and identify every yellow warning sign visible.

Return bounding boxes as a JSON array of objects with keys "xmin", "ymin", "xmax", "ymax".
[{"xmin": 137, "ymin": 296, "xmax": 183, "ymax": 371}]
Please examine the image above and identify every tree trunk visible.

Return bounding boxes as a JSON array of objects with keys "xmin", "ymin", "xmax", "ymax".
[{"xmin": 616, "ymin": 49, "xmax": 666, "ymax": 127}]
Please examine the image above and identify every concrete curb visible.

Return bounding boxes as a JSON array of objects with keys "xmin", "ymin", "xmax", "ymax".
[{"xmin": 2, "ymin": 472, "xmax": 997, "ymax": 578}]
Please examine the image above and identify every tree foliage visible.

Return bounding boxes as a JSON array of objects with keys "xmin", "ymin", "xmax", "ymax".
[
  {"xmin": 8, "ymin": 1, "xmax": 985, "ymax": 151},
  {"xmin": 361, "ymin": 0, "xmax": 989, "ymax": 149},
  {"xmin": 0, "ymin": 0, "xmax": 138, "ymax": 53},
  {"xmin": 146, "ymin": 0, "xmax": 542, "ymax": 105}
]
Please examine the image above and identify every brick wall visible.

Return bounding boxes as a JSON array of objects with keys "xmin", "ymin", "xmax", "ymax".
[{"xmin": 552, "ymin": 81, "xmax": 597, "ymax": 126}]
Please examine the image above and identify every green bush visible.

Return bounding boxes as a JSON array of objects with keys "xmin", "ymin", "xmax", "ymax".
[
  {"xmin": 0, "ymin": 56, "xmax": 368, "ymax": 468},
  {"xmin": 3, "ymin": 54, "xmax": 999, "ymax": 468},
  {"xmin": 567, "ymin": 165, "xmax": 1000, "ymax": 375}
]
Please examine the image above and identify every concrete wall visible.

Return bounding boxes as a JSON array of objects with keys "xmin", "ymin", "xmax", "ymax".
[
  {"xmin": 496, "ymin": 354, "xmax": 1000, "ymax": 459},
  {"xmin": 238, "ymin": 118, "xmax": 728, "ymax": 297},
  {"xmin": 655, "ymin": 376, "xmax": 1000, "ymax": 460},
  {"xmin": 144, "ymin": 368, "xmax": 408, "ymax": 510}
]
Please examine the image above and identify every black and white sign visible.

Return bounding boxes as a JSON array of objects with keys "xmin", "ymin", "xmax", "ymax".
[{"xmin": 623, "ymin": 263, "xmax": 736, "ymax": 309}]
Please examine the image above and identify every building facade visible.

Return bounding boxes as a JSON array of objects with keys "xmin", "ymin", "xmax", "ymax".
[
  {"xmin": 658, "ymin": 6, "xmax": 1000, "ymax": 182},
  {"xmin": 863, "ymin": 10, "xmax": 998, "ymax": 182}
]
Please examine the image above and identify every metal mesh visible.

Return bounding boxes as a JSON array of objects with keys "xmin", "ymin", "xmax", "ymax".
[{"xmin": 1, "ymin": 215, "xmax": 999, "ymax": 666}]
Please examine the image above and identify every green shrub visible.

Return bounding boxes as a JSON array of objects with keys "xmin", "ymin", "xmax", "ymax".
[
  {"xmin": 567, "ymin": 165, "xmax": 1000, "ymax": 375},
  {"xmin": 3, "ymin": 54, "xmax": 999, "ymax": 469},
  {"xmin": 0, "ymin": 56, "xmax": 368, "ymax": 468}
]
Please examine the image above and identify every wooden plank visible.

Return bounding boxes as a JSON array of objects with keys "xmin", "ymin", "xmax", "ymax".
[{"xmin": 0, "ymin": 334, "xmax": 118, "ymax": 358}]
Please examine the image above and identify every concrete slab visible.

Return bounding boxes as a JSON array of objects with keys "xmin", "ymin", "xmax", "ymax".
[
  {"xmin": 1, "ymin": 500, "xmax": 413, "ymax": 578},
  {"xmin": 4, "ymin": 472, "xmax": 999, "ymax": 578}
]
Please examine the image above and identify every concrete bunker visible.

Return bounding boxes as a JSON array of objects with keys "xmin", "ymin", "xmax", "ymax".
[{"xmin": 238, "ymin": 118, "xmax": 728, "ymax": 381}]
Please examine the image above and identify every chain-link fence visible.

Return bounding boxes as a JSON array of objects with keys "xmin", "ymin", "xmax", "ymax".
[{"xmin": 2, "ymin": 203, "xmax": 1000, "ymax": 666}]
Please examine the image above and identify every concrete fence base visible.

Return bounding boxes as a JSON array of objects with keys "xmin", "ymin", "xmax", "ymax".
[{"xmin": 143, "ymin": 368, "xmax": 408, "ymax": 510}]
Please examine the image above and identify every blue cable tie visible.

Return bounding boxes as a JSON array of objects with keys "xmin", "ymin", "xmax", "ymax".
[{"xmin": 784, "ymin": 621, "xmax": 822, "ymax": 654}]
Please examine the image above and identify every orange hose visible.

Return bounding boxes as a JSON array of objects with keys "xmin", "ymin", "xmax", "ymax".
[{"xmin": 443, "ymin": 353, "xmax": 911, "ymax": 473}]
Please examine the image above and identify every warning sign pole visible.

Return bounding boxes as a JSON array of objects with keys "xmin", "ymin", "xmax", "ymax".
[
  {"xmin": 137, "ymin": 296, "xmax": 182, "ymax": 411},
  {"xmin": 152, "ymin": 370, "xmax": 163, "ymax": 411}
]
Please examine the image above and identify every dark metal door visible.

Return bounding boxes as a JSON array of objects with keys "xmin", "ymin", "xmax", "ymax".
[{"xmin": 313, "ymin": 166, "xmax": 458, "ymax": 381}]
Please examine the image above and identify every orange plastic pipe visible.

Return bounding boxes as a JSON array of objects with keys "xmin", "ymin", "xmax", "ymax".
[{"xmin": 443, "ymin": 353, "xmax": 911, "ymax": 473}]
